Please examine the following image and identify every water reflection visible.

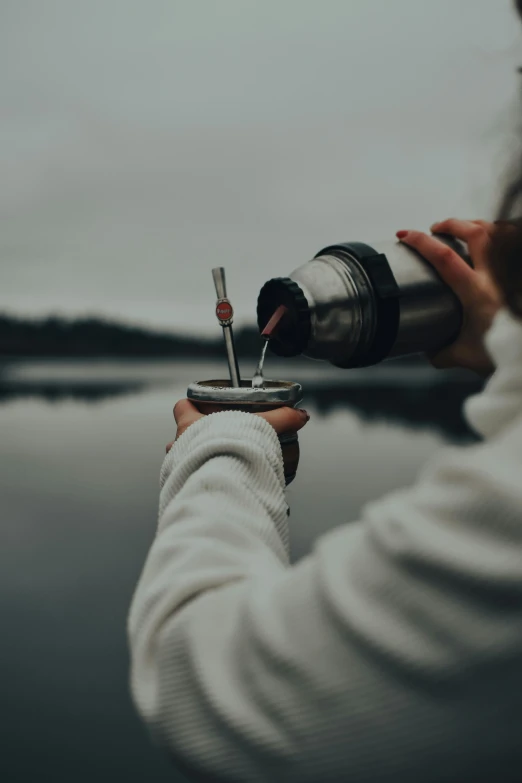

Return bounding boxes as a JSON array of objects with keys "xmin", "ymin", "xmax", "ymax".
[
  {"xmin": 311, "ymin": 380, "xmax": 481, "ymax": 440},
  {"xmin": 0, "ymin": 381, "xmax": 146, "ymax": 404},
  {"xmin": 0, "ymin": 371, "xmax": 483, "ymax": 439}
]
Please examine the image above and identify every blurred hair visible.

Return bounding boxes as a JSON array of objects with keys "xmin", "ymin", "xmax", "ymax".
[{"xmin": 488, "ymin": 0, "xmax": 522, "ymax": 316}]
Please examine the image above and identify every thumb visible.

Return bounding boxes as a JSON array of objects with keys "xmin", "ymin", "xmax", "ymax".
[
  {"xmin": 173, "ymin": 398, "xmax": 205, "ymax": 437},
  {"xmin": 256, "ymin": 406, "xmax": 309, "ymax": 435}
]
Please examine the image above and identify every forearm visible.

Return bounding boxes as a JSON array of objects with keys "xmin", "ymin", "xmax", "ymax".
[{"xmin": 128, "ymin": 412, "xmax": 290, "ymax": 724}]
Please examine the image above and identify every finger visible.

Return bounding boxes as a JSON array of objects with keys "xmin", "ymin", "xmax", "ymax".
[
  {"xmin": 431, "ymin": 218, "xmax": 495, "ymax": 233},
  {"xmin": 471, "ymin": 219, "xmax": 496, "ymax": 235},
  {"xmin": 256, "ymin": 406, "xmax": 310, "ymax": 435},
  {"xmin": 173, "ymin": 398, "xmax": 204, "ymax": 441},
  {"xmin": 397, "ymin": 230, "xmax": 478, "ymax": 305},
  {"xmin": 173, "ymin": 398, "xmax": 204, "ymax": 425},
  {"xmin": 429, "ymin": 218, "xmax": 491, "ymax": 271},
  {"xmin": 433, "ymin": 218, "xmax": 496, "ymax": 235},
  {"xmin": 166, "ymin": 440, "xmax": 175, "ymax": 454}
]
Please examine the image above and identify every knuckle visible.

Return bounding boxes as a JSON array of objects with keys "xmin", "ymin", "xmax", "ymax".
[
  {"xmin": 438, "ymin": 246, "xmax": 456, "ymax": 263},
  {"xmin": 468, "ymin": 223, "xmax": 484, "ymax": 239}
]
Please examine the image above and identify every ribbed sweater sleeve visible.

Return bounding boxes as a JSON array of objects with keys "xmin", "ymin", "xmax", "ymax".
[{"xmin": 128, "ymin": 309, "xmax": 522, "ymax": 783}]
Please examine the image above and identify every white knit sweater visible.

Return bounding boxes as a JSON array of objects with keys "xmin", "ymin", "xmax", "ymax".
[{"xmin": 128, "ymin": 309, "xmax": 522, "ymax": 783}]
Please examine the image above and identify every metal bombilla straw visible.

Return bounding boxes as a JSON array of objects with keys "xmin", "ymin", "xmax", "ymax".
[{"xmin": 212, "ymin": 267, "xmax": 241, "ymax": 387}]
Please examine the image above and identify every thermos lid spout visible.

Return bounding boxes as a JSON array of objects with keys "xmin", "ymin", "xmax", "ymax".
[{"xmin": 257, "ymin": 277, "xmax": 311, "ymax": 357}]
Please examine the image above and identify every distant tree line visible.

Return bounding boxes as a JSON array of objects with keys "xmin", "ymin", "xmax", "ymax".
[{"xmin": 0, "ymin": 314, "xmax": 264, "ymax": 358}]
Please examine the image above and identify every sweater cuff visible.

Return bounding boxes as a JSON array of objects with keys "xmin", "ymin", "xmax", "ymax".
[{"xmin": 160, "ymin": 410, "xmax": 285, "ymax": 492}]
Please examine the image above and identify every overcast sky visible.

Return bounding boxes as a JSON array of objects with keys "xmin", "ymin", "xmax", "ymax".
[{"xmin": 1, "ymin": 0, "xmax": 521, "ymax": 334}]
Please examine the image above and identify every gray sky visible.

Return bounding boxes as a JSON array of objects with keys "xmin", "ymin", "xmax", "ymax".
[{"xmin": 1, "ymin": 0, "xmax": 521, "ymax": 334}]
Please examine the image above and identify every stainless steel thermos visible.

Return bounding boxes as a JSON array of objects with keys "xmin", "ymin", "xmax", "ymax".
[{"xmin": 257, "ymin": 234, "xmax": 469, "ymax": 368}]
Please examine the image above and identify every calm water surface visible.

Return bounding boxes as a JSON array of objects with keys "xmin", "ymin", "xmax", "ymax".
[{"xmin": 0, "ymin": 359, "xmax": 480, "ymax": 782}]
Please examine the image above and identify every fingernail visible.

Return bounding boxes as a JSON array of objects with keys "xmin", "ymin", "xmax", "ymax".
[
  {"xmin": 396, "ymin": 230, "xmax": 409, "ymax": 239},
  {"xmin": 430, "ymin": 222, "xmax": 439, "ymax": 230},
  {"xmin": 299, "ymin": 408, "xmax": 310, "ymax": 420}
]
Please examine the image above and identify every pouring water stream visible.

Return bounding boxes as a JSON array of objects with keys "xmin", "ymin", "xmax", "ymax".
[{"xmin": 251, "ymin": 340, "xmax": 268, "ymax": 388}]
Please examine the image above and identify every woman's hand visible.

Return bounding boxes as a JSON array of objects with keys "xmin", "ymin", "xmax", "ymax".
[
  {"xmin": 166, "ymin": 400, "xmax": 310, "ymax": 453},
  {"xmin": 396, "ymin": 218, "xmax": 503, "ymax": 376}
]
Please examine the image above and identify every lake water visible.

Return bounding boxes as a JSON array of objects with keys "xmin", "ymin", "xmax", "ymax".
[{"xmin": 0, "ymin": 358, "xmax": 482, "ymax": 782}]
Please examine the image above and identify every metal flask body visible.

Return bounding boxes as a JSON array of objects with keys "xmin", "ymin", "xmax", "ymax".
[{"xmin": 256, "ymin": 235, "xmax": 468, "ymax": 368}]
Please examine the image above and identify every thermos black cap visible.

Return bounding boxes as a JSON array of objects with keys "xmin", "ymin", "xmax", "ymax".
[{"xmin": 257, "ymin": 277, "xmax": 311, "ymax": 357}]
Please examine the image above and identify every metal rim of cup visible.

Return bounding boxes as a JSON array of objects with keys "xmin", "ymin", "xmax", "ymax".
[{"xmin": 187, "ymin": 379, "xmax": 303, "ymax": 406}]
